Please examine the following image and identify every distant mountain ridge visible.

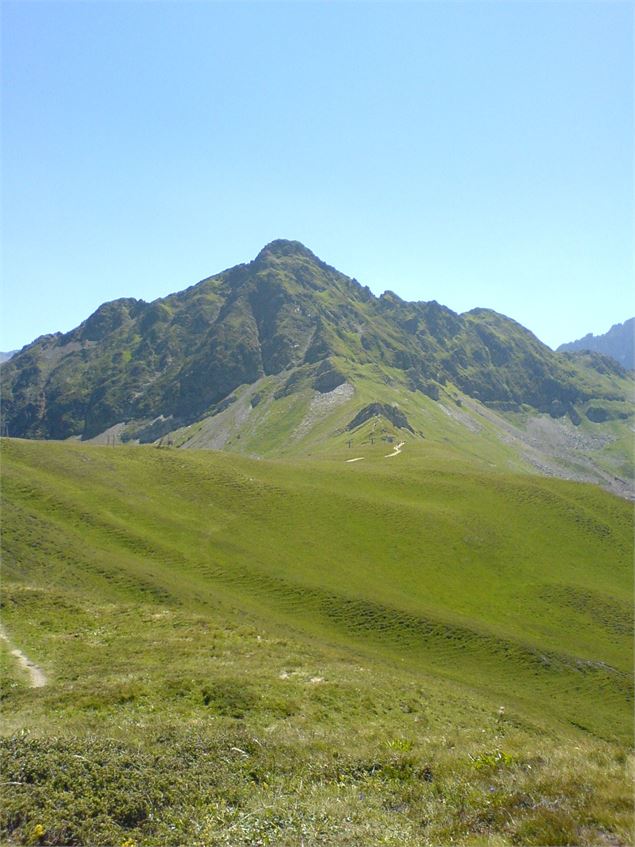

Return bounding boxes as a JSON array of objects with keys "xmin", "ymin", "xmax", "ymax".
[
  {"xmin": 1, "ymin": 239, "xmax": 633, "ymax": 496},
  {"xmin": 558, "ymin": 319, "xmax": 634, "ymax": 371}
]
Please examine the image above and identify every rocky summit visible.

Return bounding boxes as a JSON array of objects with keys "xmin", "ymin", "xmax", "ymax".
[{"xmin": 1, "ymin": 240, "xmax": 633, "ymax": 495}]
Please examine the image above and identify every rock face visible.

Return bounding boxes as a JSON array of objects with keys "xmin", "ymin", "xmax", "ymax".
[
  {"xmin": 1, "ymin": 239, "xmax": 632, "ymax": 441},
  {"xmin": 558, "ymin": 319, "xmax": 634, "ymax": 371},
  {"xmin": 346, "ymin": 404, "xmax": 414, "ymax": 433}
]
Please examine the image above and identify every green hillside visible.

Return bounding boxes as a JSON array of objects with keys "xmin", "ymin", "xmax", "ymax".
[
  {"xmin": 1, "ymin": 439, "xmax": 632, "ymax": 845},
  {"xmin": 160, "ymin": 358, "xmax": 634, "ymax": 501}
]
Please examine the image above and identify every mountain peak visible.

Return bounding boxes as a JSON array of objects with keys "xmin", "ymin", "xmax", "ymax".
[
  {"xmin": 557, "ymin": 317, "xmax": 634, "ymax": 370},
  {"xmin": 255, "ymin": 239, "xmax": 318, "ymax": 262},
  {"xmin": 2, "ymin": 237, "xmax": 633, "ymax": 494}
]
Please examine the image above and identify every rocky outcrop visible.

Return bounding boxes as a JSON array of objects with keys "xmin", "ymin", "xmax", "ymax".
[{"xmin": 346, "ymin": 403, "xmax": 414, "ymax": 433}]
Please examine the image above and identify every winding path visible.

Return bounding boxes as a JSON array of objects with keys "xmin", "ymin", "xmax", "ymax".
[
  {"xmin": 0, "ymin": 625, "xmax": 47, "ymax": 688},
  {"xmin": 345, "ymin": 440, "xmax": 406, "ymax": 463}
]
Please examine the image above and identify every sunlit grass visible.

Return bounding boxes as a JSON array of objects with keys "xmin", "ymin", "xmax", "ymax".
[{"xmin": 1, "ymin": 438, "xmax": 632, "ymax": 844}]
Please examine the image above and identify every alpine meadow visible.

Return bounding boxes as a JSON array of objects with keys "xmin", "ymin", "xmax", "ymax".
[{"xmin": 1, "ymin": 240, "xmax": 633, "ymax": 846}]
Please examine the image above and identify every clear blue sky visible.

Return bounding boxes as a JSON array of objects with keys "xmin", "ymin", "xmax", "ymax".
[{"xmin": 2, "ymin": 1, "xmax": 633, "ymax": 352}]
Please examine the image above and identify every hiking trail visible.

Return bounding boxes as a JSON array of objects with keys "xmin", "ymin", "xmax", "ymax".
[{"xmin": 0, "ymin": 626, "xmax": 47, "ymax": 688}]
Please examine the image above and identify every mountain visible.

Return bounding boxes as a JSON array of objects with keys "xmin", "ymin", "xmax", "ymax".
[
  {"xmin": 0, "ymin": 350, "xmax": 17, "ymax": 364},
  {"xmin": 2, "ymin": 253, "xmax": 633, "ymax": 845},
  {"xmin": 557, "ymin": 319, "xmax": 634, "ymax": 371},
  {"xmin": 2, "ymin": 240, "xmax": 633, "ymax": 495}
]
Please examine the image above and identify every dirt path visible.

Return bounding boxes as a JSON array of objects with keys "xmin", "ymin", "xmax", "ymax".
[
  {"xmin": 0, "ymin": 626, "xmax": 47, "ymax": 688},
  {"xmin": 345, "ymin": 441, "xmax": 406, "ymax": 463}
]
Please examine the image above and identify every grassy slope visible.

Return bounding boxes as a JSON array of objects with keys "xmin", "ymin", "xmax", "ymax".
[
  {"xmin": 1, "ymin": 439, "xmax": 633, "ymax": 845},
  {"xmin": 163, "ymin": 359, "xmax": 634, "ymax": 503}
]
